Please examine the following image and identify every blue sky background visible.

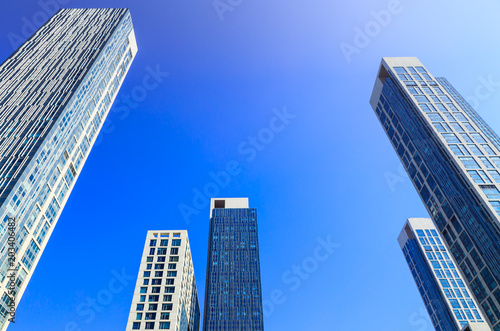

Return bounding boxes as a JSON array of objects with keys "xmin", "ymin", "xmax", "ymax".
[{"xmin": 2, "ymin": 0, "xmax": 500, "ymax": 330}]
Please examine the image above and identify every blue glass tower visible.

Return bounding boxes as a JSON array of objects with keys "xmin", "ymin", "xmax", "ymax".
[
  {"xmin": 203, "ymin": 198, "xmax": 264, "ymax": 331},
  {"xmin": 371, "ymin": 57, "xmax": 500, "ymax": 330},
  {"xmin": 399, "ymin": 218, "xmax": 486, "ymax": 330},
  {"xmin": 0, "ymin": 9, "xmax": 137, "ymax": 330}
]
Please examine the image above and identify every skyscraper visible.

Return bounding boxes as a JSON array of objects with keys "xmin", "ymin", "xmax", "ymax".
[
  {"xmin": 203, "ymin": 198, "xmax": 264, "ymax": 331},
  {"xmin": 126, "ymin": 230, "xmax": 200, "ymax": 331},
  {"xmin": 398, "ymin": 218, "xmax": 486, "ymax": 330},
  {"xmin": 370, "ymin": 57, "xmax": 500, "ymax": 329},
  {"xmin": 0, "ymin": 8, "xmax": 137, "ymax": 330}
]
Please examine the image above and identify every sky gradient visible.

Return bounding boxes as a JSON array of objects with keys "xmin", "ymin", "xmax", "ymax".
[{"xmin": 2, "ymin": 0, "xmax": 500, "ymax": 330}]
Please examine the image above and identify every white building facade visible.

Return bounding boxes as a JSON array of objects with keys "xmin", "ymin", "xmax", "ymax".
[
  {"xmin": 0, "ymin": 8, "xmax": 137, "ymax": 330},
  {"xmin": 126, "ymin": 230, "xmax": 200, "ymax": 331}
]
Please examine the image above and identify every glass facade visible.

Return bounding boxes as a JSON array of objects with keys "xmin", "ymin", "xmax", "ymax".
[
  {"xmin": 203, "ymin": 198, "xmax": 264, "ymax": 331},
  {"xmin": 0, "ymin": 8, "xmax": 137, "ymax": 330},
  {"xmin": 399, "ymin": 218, "xmax": 486, "ymax": 330},
  {"xmin": 371, "ymin": 57, "xmax": 500, "ymax": 330},
  {"xmin": 126, "ymin": 231, "xmax": 200, "ymax": 331}
]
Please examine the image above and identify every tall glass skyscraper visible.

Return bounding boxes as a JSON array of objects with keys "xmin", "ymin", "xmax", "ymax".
[
  {"xmin": 398, "ymin": 218, "xmax": 486, "ymax": 330},
  {"xmin": 371, "ymin": 57, "xmax": 500, "ymax": 330},
  {"xmin": 203, "ymin": 198, "xmax": 264, "ymax": 331},
  {"xmin": 126, "ymin": 230, "xmax": 200, "ymax": 331},
  {"xmin": 0, "ymin": 8, "xmax": 137, "ymax": 330}
]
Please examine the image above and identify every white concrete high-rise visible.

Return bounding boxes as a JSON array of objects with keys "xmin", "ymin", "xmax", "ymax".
[
  {"xmin": 126, "ymin": 230, "xmax": 200, "ymax": 331},
  {"xmin": 0, "ymin": 8, "xmax": 137, "ymax": 330}
]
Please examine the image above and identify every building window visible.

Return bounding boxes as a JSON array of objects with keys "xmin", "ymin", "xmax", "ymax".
[
  {"xmin": 136, "ymin": 313, "xmax": 142, "ymax": 320},
  {"xmin": 148, "ymin": 304, "xmax": 158, "ymax": 311},
  {"xmin": 419, "ymin": 104, "xmax": 431, "ymax": 112},
  {"xmin": 471, "ymin": 133, "xmax": 487, "ymax": 143},
  {"xmin": 433, "ymin": 123, "xmax": 447, "ymax": 133},
  {"xmin": 453, "ymin": 112, "xmax": 467, "ymax": 121},
  {"xmin": 136, "ymin": 304, "xmax": 144, "ymax": 311},
  {"xmin": 460, "ymin": 157, "xmax": 480, "ymax": 169},
  {"xmin": 163, "ymin": 295, "xmax": 172, "ymax": 302},
  {"xmin": 152, "ymin": 287, "xmax": 161, "ymax": 293},
  {"xmin": 428, "ymin": 113, "xmax": 444, "ymax": 122},
  {"xmin": 480, "ymin": 185, "xmax": 500, "ymax": 199},
  {"xmin": 145, "ymin": 313, "xmax": 156, "ymax": 320},
  {"xmin": 132, "ymin": 322, "xmax": 140, "ymax": 330},
  {"xmin": 149, "ymin": 248, "xmax": 155, "ymax": 255},
  {"xmin": 468, "ymin": 170, "xmax": 485, "ymax": 184},
  {"xmin": 435, "ymin": 103, "xmax": 447, "ymax": 111},
  {"xmin": 467, "ymin": 144, "xmax": 483, "ymax": 155},
  {"xmin": 482, "ymin": 144, "xmax": 496, "ymax": 155},
  {"xmin": 172, "ymin": 239, "xmax": 181, "ymax": 247},
  {"xmin": 145, "ymin": 322, "xmax": 155, "ymax": 330},
  {"xmin": 164, "ymin": 286, "xmax": 175, "ymax": 293},
  {"xmin": 140, "ymin": 295, "xmax": 146, "ymax": 302},
  {"xmin": 449, "ymin": 299, "xmax": 460, "ymax": 309},
  {"xmin": 169, "ymin": 256, "xmax": 179, "ymax": 262},
  {"xmin": 155, "ymin": 271, "xmax": 163, "ymax": 277},
  {"xmin": 490, "ymin": 201, "xmax": 500, "ymax": 215},
  {"xmin": 150, "ymin": 240, "xmax": 156, "ymax": 247},
  {"xmin": 440, "ymin": 279, "xmax": 451, "ymax": 288},
  {"xmin": 159, "ymin": 322, "xmax": 171, "ymax": 329},
  {"xmin": 480, "ymin": 157, "xmax": 495, "ymax": 169},
  {"xmin": 168, "ymin": 263, "xmax": 176, "ymax": 270},
  {"xmin": 480, "ymin": 170, "xmax": 493, "ymax": 183},
  {"xmin": 157, "ymin": 248, "xmax": 167, "ymax": 255},
  {"xmin": 460, "ymin": 133, "xmax": 474, "ymax": 143},
  {"xmin": 463, "ymin": 122, "xmax": 475, "ymax": 131},
  {"xmin": 170, "ymin": 248, "xmax": 178, "ymax": 255},
  {"xmin": 160, "ymin": 240, "xmax": 168, "ymax": 246},
  {"xmin": 152, "ymin": 279, "xmax": 162, "ymax": 285},
  {"xmin": 140, "ymin": 287, "xmax": 147, "ymax": 293},
  {"xmin": 143, "ymin": 279, "xmax": 149, "ymax": 285},
  {"xmin": 491, "ymin": 157, "xmax": 500, "ymax": 168},
  {"xmin": 160, "ymin": 312, "xmax": 170, "ymax": 320},
  {"xmin": 443, "ymin": 133, "xmax": 460, "ymax": 143},
  {"xmin": 161, "ymin": 303, "xmax": 173, "ymax": 311}
]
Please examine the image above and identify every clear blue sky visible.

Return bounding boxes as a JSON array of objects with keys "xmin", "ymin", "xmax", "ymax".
[{"xmin": 2, "ymin": 0, "xmax": 500, "ymax": 330}]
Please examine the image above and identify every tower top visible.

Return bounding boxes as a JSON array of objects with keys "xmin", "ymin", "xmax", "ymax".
[{"xmin": 209, "ymin": 197, "xmax": 249, "ymax": 217}]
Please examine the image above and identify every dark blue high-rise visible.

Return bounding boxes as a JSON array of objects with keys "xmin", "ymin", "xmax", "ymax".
[{"xmin": 203, "ymin": 198, "xmax": 264, "ymax": 331}]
